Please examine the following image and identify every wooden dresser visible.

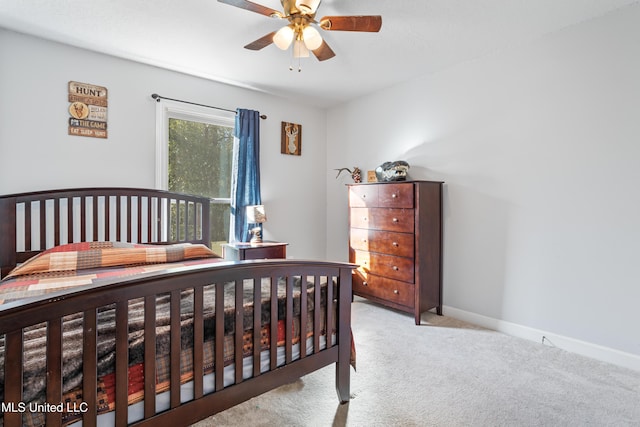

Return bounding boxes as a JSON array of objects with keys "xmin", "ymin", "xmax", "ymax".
[{"xmin": 348, "ymin": 181, "xmax": 443, "ymax": 324}]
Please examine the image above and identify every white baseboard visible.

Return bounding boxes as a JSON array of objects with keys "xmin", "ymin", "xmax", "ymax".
[{"xmin": 442, "ymin": 305, "xmax": 640, "ymax": 372}]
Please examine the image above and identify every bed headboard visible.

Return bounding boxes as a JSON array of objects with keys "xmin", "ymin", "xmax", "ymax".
[{"xmin": 0, "ymin": 187, "xmax": 211, "ymax": 278}]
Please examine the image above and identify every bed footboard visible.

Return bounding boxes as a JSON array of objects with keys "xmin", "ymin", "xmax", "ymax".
[{"xmin": 0, "ymin": 260, "xmax": 354, "ymax": 427}]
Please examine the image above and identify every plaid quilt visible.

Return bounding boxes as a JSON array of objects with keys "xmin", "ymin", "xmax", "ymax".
[
  {"xmin": 0, "ymin": 242, "xmax": 218, "ymax": 304},
  {"xmin": 3, "ymin": 241, "xmax": 216, "ymax": 279}
]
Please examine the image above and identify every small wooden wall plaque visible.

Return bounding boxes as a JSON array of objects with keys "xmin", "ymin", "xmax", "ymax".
[{"xmin": 281, "ymin": 122, "xmax": 302, "ymax": 156}]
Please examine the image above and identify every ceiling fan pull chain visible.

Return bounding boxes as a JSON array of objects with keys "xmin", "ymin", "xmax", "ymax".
[{"xmin": 288, "ymin": 48, "xmax": 303, "ymax": 72}]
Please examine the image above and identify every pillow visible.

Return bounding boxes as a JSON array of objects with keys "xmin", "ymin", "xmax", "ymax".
[{"xmin": 5, "ymin": 241, "xmax": 219, "ymax": 279}]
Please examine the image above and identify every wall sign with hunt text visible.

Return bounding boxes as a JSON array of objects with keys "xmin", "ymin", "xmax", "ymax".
[{"xmin": 68, "ymin": 81, "xmax": 108, "ymax": 138}]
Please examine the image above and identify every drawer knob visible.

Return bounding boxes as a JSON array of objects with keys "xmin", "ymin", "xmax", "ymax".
[
  {"xmin": 393, "ymin": 289, "xmax": 399, "ymax": 294},
  {"xmin": 362, "ymin": 239, "xmax": 367, "ymax": 243},
  {"xmin": 393, "ymin": 266, "xmax": 399, "ymax": 271},
  {"xmin": 363, "ymin": 216, "xmax": 368, "ymax": 221},
  {"xmin": 392, "ymin": 218, "xmax": 399, "ymax": 223},
  {"xmin": 392, "ymin": 193, "xmax": 397, "ymax": 198},
  {"xmin": 392, "ymin": 242, "xmax": 399, "ymax": 247},
  {"xmin": 363, "ymin": 281, "xmax": 368, "ymax": 286}
]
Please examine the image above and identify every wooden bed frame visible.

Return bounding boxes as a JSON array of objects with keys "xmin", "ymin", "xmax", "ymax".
[{"xmin": 0, "ymin": 187, "xmax": 355, "ymax": 427}]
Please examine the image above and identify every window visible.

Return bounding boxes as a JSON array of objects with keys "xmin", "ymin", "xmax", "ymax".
[{"xmin": 156, "ymin": 100, "xmax": 235, "ymax": 255}]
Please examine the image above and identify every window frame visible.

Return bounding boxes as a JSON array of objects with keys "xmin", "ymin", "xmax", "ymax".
[{"xmin": 155, "ymin": 99, "xmax": 235, "ymax": 203}]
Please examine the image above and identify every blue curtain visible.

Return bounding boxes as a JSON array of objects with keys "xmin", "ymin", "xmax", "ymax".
[{"xmin": 229, "ymin": 109, "xmax": 261, "ymax": 242}]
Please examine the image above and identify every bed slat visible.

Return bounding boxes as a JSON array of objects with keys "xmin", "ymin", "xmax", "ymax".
[
  {"xmin": 234, "ymin": 279, "xmax": 243, "ymax": 385},
  {"xmin": 137, "ymin": 196, "xmax": 143, "ymax": 243},
  {"xmin": 115, "ymin": 300, "xmax": 129, "ymax": 425},
  {"xmin": 67, "ymin": 197, "xmax": 73, "ymax": 245},
  {"xmin": 193, "ymin": 285, "xmax": 204, "ymax": 399},
  {"xmin": 24, "ymin": 201, "xmax": 32, "ymax": 252},
  {"xmin": 170, "ymin": 290, "xmax": 181, "ymax": 408},
  {"xmin": 54, "ymin": 198, "xmax": 61, "ymax": 247},
  {"xmin": 103, "ymin": 196, "xmax": 110, "ymax": 241},
  {"xmin": 116, "ymin": 195, "xmax": 122, "ymax": 241},
  {"xmin": 82, "ymin": 309, "xmax": 98, "ymax": 427},
  {"xmin": 327, "ymin": 274, "xmax": 334, "ymax": 348},
  {"xmin": 39, "ymin": 200, "xmax": 46, "ymax": 250},
  {"xmin": 269, "ymin": 276, "xmax": 278, "ymax": 371},
  {"xmin": 252, "ymin": 277, "xmax": 261, "ymax": 377},
  {"xmin": 80, "ymin": 196, "xmax": 87, "ymax": 242},
  {"xmin": 300, "ymin": 275, "xmax": 308, "ymax": 359},
  {"xmin": 156, "ymin": 197, "xmax": 162, "ymax": 243},
  {"xmin": 127, "ymin": 196, "xmax": 133, "ymax": 242},
  {"xmin": 285, "ymin": 276, "xmax": 293, "ymax": 364},
  {"xmin": 146, "ymin": 197, "xmax": 152, "ymax": 243},
  {"xmin": 191, "ymin": 202, "xmax": 197, "ymax": 241},
  {"xmin": 214, "ymin": 282, "xmax": 225, "ymax": 391},
  {"xmin": 46, "ymin": 318, "xmax": 63, "ymax": 427},
  {"xmin": 144, "ymin": 295, "xmax": 157, "ymax": 418},
  {"xmin": 182, "ymin": 200, "xmax": 187, "ymax": 241},
  {"xmin": 314, "ymin": 275, "xmax": 321, "ymax": 354},
  {"xmin": 93, "ymin": 196, "xmax": 99, "ymax": 242}
]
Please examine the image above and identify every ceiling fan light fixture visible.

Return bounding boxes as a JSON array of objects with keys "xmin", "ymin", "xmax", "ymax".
[
  {"xmin": 292, "ymin": 39, "xmax": 310, "ymax": 58},
  {"xmin": 295, "ymin": 0, "xmax": 321, "ymax": 14},
  {"xmin": 273, "ymin": 25, "xmax": 294, "ymax": 50},
  {"xmin": 302, "ymin": 25, "xmax": 323, "ymax": 50}
]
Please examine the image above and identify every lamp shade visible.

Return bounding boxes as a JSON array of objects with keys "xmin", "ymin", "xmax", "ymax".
[
  {"xmin": 302, "ymin": 25, "xmax": 323, "ymax": 50},
  {"xmin": 292, "ymin": 39, "xmax": 310, "ymax": 58},
  {"xmin": 246, "ymin": 205, "xmax": 267, "ymax": 223},
  {"xmin": 273, "ymin": 26, "xmax": 294, "ymax": 50}
]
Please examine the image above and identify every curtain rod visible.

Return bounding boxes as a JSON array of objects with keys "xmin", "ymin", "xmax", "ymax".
[{"xmin": 151, "ymin": 94, "xmax": 267, "ymax": 119}]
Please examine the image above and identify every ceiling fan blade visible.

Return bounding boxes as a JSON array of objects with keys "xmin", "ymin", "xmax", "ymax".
[
  {"xmin": 312, "ymin": 40, "xmax": 336, "ymax": 61},
  {"xmin": 244, "ymin": 31, "xmax": 276, "ymax": 50},
  {"xmin": 218, "ymin": 0, "xmax": 284, "ymax": 18},
  {"xmin": 319, "ymin": 15, "xmax": 382, "ymax": 32}
]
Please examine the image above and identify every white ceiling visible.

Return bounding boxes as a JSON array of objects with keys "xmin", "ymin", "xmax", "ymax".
[{"xmin": 1, "ymin": 0, "xmax": 638, "ymax": 108}]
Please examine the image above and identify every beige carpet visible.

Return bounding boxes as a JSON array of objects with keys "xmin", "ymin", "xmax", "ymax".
[{"xmin": 193, "ymin": 298, "xmax": 640, "ymax": 426}]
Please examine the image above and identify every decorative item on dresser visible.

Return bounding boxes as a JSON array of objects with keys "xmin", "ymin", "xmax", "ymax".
[
  {"xmin": 348, "ymin": 181, "xmax": 443, "ymax": 325},
  {"xmin": 334, "ymin": 167, "xmax": 362, "ymax": 183}
]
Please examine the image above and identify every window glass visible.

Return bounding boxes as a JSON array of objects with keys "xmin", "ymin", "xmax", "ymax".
[{"xmin": 156, "ymin": 101, "xmax": 235, "ymax": 255}]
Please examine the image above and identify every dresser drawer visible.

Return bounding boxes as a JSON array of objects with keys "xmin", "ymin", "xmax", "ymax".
[
  {"xmin": 353, "ymin": 272, "xmax": 415, "ymax": 309},
  {"xmin": 348, "ymin": 185, "xmax": 378, "ymax": 208},
  {"xmin": 350, "ymin": 208, "xmax": 414, "ymax": 233},
  {"xmin": 351, "ymin": 249, "xmax": 414, "ymax": 283},
  {"xmin": 349, "ymin": 228, "xmax": 414, "ymax": 258},
  {"xmin": 378, "ymin": 183, "xmax": 414, "ymax": 208}
]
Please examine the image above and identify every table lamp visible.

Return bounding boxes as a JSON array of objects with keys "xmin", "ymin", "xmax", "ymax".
[{"xmin": 246, "ymin": 204, "xmax": 267, "ymax": 243}]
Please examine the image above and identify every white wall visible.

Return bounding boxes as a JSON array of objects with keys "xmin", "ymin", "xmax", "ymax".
[
  {"xmin": 327, "ymin": 4, "xmax": 640, "ymax": 365},
  {"xmin": 0, "ymin": 29, "xmax": 327, "ymax": 259}
]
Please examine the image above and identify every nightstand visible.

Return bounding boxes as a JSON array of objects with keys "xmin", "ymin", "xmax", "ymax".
[{"xmin": 222, "ymin": 241, "xmax": 288, "ymax": 261}]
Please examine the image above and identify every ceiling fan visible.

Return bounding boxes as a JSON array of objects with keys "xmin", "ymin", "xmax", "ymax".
[{"xmin": 218, "ymin": 0, "xmax": 382, "ymax": 67}]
